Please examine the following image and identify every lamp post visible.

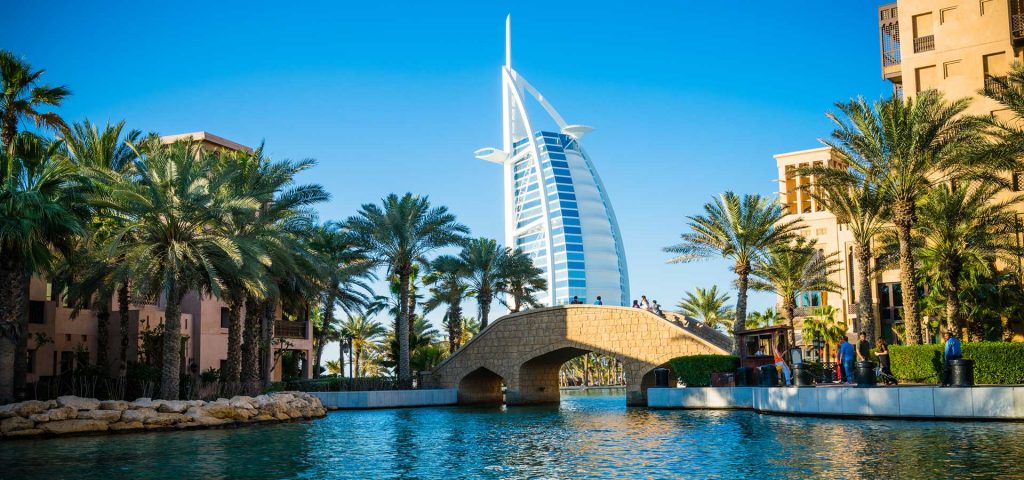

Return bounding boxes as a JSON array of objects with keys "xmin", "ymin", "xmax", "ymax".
[{"xmin": 812, "ymin": 336, "xmax": 823, "ymax": 363}]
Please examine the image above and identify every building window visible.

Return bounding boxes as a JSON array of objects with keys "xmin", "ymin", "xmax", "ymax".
[
  {"xmin": 59, "ymin": 351, "xmax": 74, "ymax": 375},
  {"xmin": 220, "ymin": 307, "xmax": 231, "ymax": 329},
  {"xmin": 984, "ymin": 52, "xmax": 1008, "ymax": 94},
  {"xmin": 916, "ymin": 65, "xmax": 937, "ymax": 92},
  {"xmin": 29, "ymin": 300, "xmax": 45, "ymax": 324},
  {"xmin": 796, "ymin": 291, "xmax": 823, "ymax": 308},
  {"xmin": 912, "ymin": 13, "xmax": 934, "ymax": 53}
]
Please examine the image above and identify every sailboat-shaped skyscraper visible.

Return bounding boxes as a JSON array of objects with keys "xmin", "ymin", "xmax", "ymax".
[{"xmin": 475, "ymin": 16, "xmax": 630, "ymax": 307}]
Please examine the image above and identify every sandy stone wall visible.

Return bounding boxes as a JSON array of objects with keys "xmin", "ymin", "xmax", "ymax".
[
  {"xmin": 0, "ymin": 392, "xmax": 326, "ymax": 440},
  {"xmin": 423, "ymin": 305, "xmax": 729, "ymax": 406}
]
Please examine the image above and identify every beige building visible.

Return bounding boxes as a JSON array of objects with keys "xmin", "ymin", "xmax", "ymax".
[
  {"xmin": 774, "ymin": 0, "xmax": 1024, "ymax": 347},
  {"xmin": 24, "ymin": 132, "xmax": 312, "ymax": 384}
]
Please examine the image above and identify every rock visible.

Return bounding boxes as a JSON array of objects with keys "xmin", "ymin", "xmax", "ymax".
[
  {"xmin": 13, "ymin": 400, "xmax": 52, "ymax": 417},
  {"xmin": 4, "ymin": 428, "xmax": 43, "ymax": 438},
  {"xmin": 286, "ymin": 408, "xmax": 302, "ymax": 418},
  {"xmin": 203, "ymin": 402, "xmax": 236, "ymax": 419},
  {"xmin": 77, "ymin": 409, "xmax": 122, "ymax": 422},
  {"xmin": 143, "ymin": 413, "xmax": 188, "ymax": 426},
  {"xmin": 28, "ymin": 413, "xmax": 50, "ymax": 422},
  {"xmin": 157, "ymin": 400, "xmax": 189, "ymax": 413},
  {"xmin": 229, "ymin": 396, "xmax": 256, "ymax": 409},
  {"xmin": 1, "ymin": 416, "xmax": 35, "ymax": 433},
  {"xmin": 99, "ymin": 400, "xmax": 130, "ymax": 411},
  {"xmin": 130, "ymin": 398, "xmax": 162, "ymax": 410},
  {"xmin": 121, "ymin": 408, "xmax": 158, "ymax": 423},
  {"xmin": 56, "ymin": 396, "xmax": 101, "ymax": 411},
  {"xmin": 38, "ymin": 419, "xmax": 109, "ymax": 435},
  {"xmin": 187, "ymin": 414, "xmax": 231, "ymax": 426},
  {"xmin": 274, "ymin": 412, "xmax": 291, "ymax": 421},
  {"xmin": 0, "ymin": 403, "xmax": 16, "ymax": 418},
  {"xmin": 187, "ymin": 400, "xmax": 205, "ymax": 407},
  {"xmin": 108, "ymin": 421, "xmax": 143, "ymax": 431},
  {"xmin": 44, "ymin": 406, "xmax": 78, "ymax": 421}
]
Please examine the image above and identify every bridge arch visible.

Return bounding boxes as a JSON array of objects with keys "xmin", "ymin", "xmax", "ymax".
[{"xmin": 423, "ymin": 305, "xmax": 730, "ymax": 406}]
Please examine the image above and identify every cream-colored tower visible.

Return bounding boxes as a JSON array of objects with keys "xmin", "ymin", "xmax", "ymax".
[{"xmin": 774, "ymin": 0, "xmax": 1024, "ymax": 347}]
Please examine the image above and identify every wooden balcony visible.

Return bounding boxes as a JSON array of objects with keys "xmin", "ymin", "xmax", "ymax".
[
  {"xmin": 275, "ymin": 320, "xmax": 308, "ymax": 339},
  {"xmin": 912, "ymin": 35, "xmax": 934, "ymax": 54}
]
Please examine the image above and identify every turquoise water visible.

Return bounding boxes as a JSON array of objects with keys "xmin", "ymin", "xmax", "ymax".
[{"xmin": 3, "ymin": 391, "xmax": 1023, "ymax": 479}]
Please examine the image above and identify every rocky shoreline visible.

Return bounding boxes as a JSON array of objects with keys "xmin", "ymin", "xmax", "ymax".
[{"xmin": 0, "ymin": 392, "xmax": 327, "ymax": 440}]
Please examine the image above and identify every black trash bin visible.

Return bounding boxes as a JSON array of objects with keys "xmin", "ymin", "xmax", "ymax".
[
  {"xmin": 735, "ymin": 367, "xmax": 753, "ymax": 387},
  {"xmin": 654, "ymin": 368, "xmax": 670, "ymax": 387},
  {"xmin": 950, "ymin": 359, "xmax": 974, "ymax": 387},
  {"xmin": 792, "ymin": 364, "xmax": 813, "ymax": 387},
  {"xmin": 855, "ymin": 361, "xmax": 877, "ymax": 387},
  {"xmin": 759, "ymin": 364, "xmax": 778, "ymax": 387}
]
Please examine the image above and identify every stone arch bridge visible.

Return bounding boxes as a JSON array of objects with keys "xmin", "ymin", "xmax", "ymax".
[{"xmin": 421, "ymin": 305, "xmax": 731, "ymax": 406}]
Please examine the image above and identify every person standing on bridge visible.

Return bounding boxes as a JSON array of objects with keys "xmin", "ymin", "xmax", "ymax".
[
  {"xmin": 641, "ymin": 295, "xmax": 651, "ymax": 310},
  {"xmin": 594, "ymin": 296, "xmax": 602, "ymax": 305},
  {"xmin": 632, "ymin": 300, "xmax": 640, "ymax": 308}
]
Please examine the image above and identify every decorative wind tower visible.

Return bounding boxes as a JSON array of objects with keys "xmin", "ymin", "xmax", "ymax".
[{"xmin": 475, "ymin": 16, "xmax": 630, "ymax": 307}]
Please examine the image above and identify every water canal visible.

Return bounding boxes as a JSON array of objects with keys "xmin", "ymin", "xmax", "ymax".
[{"xmin": 2, "ymin": 391, "xmax": 1022, "ymax": 479}]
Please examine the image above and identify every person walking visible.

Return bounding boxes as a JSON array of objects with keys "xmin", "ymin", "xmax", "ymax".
[
  {"xmin": 941, "ymin": 331, "xmax": 962, "ymax": 386},
  {"xmin": 773, "ymin": 344, "xmax": 792, "ymax": 386},
  {"xmin": 631, "ymin": 300, "xmax": 640, "ymax": 308},
  {"xmin": 594, "ymin": 296, "xmax": 603, "ymax": 305},
  {"xmin": 876, "ymin": 338, "xmax": 895, "ymax": 385},
  {"xmin": 856, "ymin": 331, "xmax": 871, "ymax": 362},
  {"xmin": 838, "ymin": 337, "xmax": 855, "ymax": 385}
]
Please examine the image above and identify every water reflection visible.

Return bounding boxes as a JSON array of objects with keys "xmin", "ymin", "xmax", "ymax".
[{"xmin": 2, "ymin": 392, "xmax": 1023, "ymax": 479}]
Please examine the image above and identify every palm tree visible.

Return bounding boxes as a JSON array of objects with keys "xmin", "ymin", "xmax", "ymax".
[
  {"xmin": 915, "ymin": 183, "xmax": 1020, "ymax": 339},
  {"xmin": 979, "ymin": 63, "xmax": 1024, "ymax": 175},
  {"xmin": 816, "ymin": 92, "xmax": 984, "ymax": 344},
  {"xmin": 665, "ymin": 192, "xmax": 801, "ymax": 348},
  {"xmin": 802, "ymin": 166, "xmax": 888, "ymax": 343},
  {"xmin": 802, "ymin": 305, "xmax": 847, "ymax": 363},
  {"xmin": 340, "ymin": 314, "xmax": 386, "ymax": 377},
  {"xmin": 59, "ymin": 120, "xmax": 141, "ymax": 373},
  {"xmin": 423, "ymin": 255, "xmax": 469, "ymax": 354},
  {"xmin": 746, "ymin": 307, "xmax": 782, "ymax": 329},
  {"xmin": 497, "ymin": 248, "xmax": 547, "ymax": 313},
  {"xmin": 99, "ymin": 139, "xmax": 253, "ymax": 399},
  {"xmin": 324, "ymin": 359, "xmax": 343, "ymax": 376},
  {"xmin": 0, "ymin": 134, "xmax": 87, "ymax": 402},
  {"xmin": 459, "ymin": 238, "xmax": 505, "ymax": 330},
  {"xmin": 0, "ymin": 50, "xmax": 71, "ymax": 150},
  {"xmin": 750, "ymin": 237, "xmax": 843, "ymax": 346},
  {"xmin": 308, "ymin": 222, "xmax": 374, "ymax": 377},
  {"xmin": 459, "ymin": 316, "xmax": 480, "ymax": 345},
  {"xmin": 345, "ymin": 193, "xmax": 468, "ymax": 388},
  {"xmin": 676, "ymin": 285, "xmax": 734, "ymax": 332}
]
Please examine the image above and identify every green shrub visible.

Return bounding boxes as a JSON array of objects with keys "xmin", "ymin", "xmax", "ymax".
[
  {"xmin": 668, "ymin": 355, "xmax": 739, "ymax": 387},
  {"xmin": 890, "ymin": 342, "xmax": 1024, "ymax": 384}
]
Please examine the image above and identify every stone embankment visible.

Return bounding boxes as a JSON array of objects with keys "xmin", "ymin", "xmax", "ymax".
[{"xmin": 0, "ymin": 391, "xmax": 326, "ymax": 439}]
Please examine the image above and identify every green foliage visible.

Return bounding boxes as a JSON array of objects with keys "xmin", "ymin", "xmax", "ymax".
[
  {"xmin": 677, "ymin": 285, "xmax": 733, "ymax": 332},
  {"xmin": 668, "ymin": 354, "xmax": 740, "ymax": 387},
  {"xmin": 200, "ymin": 367, "xmax": 221, "ymax": 384},
  {"xmin": 890, "ymin": 342, "xmax": 1024, "ymax": 384}
]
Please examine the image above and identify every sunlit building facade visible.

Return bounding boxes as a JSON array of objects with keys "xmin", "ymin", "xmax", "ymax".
[{"xmin": 476, "ymin": 17, "xmax": 630, "ymax": 306}]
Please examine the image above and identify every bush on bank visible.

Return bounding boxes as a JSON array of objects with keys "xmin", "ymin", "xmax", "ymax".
[
  {"xmin": 889, "ymin": 342, "xmax": 1024, "ymax": 384},
  {"xmin": 668, "ymin": 355, "xmax": 739, "ymax": 387}
]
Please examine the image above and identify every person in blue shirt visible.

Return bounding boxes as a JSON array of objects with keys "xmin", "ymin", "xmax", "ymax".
[
  {"xmin": 594, "ymin": 296, "xmax": 602, "ymax": 305},
  {"xmin": 838, "ymin": 337, "xmax": 856, "ymax": 384},
  {"xmin": 942, "ymin": 331, "xmax": 963, "ymax": 386}
]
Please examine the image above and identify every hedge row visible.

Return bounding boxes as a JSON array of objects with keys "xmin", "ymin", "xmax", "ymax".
[
  {"xmin": 668, "ymin": 355, "xmax": 739, "ymax": 387},
  {"xmin": 890, "ymin": 342, "xmax": 1024, "ymax": 384}
]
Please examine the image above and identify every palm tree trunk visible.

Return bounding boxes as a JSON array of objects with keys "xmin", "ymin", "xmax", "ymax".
[
  {"xmin": 783, "ymin": 299, "xmax": 796, "ymax": 347},
  {"xmin": 854, "ymin": 243, "xmax": 875, "ymax": 344},
  {"xmin": 0, "ymin": 254, "xmax": 25, "ymax": 404},
  {"xmin": 118, "ymin": 284, "xmax": 130, "ymax": 375},
  {"xmin": 12, "ymin": 270, "xmax": 29, "ymax": 401},
  {"xmin": 261, "ymin": 299, "xmax": 275, "ymax": 386},
  {"xmin": 241, "ymin": 296, "xmax": 260, "ymax": 390},
  {"xmin": 225, "ymin": 295, "xmax": 244, "ymax": 383},
  {"xmin": 945, "ymin": 288, "xmax": 961, "ymax": 338},
  {"xmin": 355, "ymin": 345, "xmax": 362, "ymax": 378},
  {"xmin": 397, "ymin": 270, "xmax": 412, "ymax": 388},
  {"xmin": 95, "ymin": 300, "xmax": 111, "ymax": 373},
  {"xmin": 894, "ymin": 209, "xmax": 922, "ymax": 344},
  {"xmin": 159, "ymin": 283, "xmax": 183, "ymax": 400},
  {"xmin": 479, "ymin": 290, "xmax": 491, "ymax": 330},
  {"xmin": 732, "ymin": 263, "xmax": 750, "ymax": 354},
  {"xmin": 314, "ymin": 295, "xmax": 335, "ymax": 378}
]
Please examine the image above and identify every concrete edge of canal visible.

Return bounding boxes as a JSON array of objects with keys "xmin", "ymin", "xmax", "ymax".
[{"xmin": 647, "ymin": 386, "xmax": 1024, "ymax": 421}]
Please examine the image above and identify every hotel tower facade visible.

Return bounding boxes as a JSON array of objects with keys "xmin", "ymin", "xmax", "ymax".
[{"xmin": 476, "ymin": 17, "xmax": 630, "ymax": 306}]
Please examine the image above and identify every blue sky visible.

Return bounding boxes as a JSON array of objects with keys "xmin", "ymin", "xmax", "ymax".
[{"xmin": 5, "ymin": 2, "xmax": 890, "ymax": 356}]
